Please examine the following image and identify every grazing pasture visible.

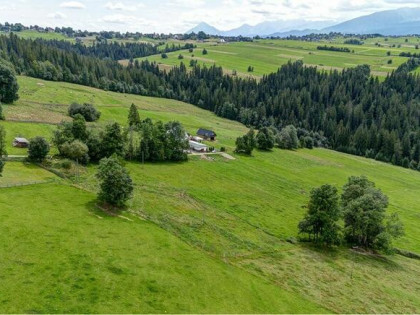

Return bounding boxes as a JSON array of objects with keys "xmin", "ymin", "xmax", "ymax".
[
  {"xmin": 0, "ymin": 176, "xmax": 324, "ymax": 313},
  {"xmin": 1, "ymin": 76, "xmax": 420, "ymax": 313},
  {"xmin": 136, "ymin": 38, "xmax": 416, "ymax": 77},
  {"xmin": 0, "ymin": 30, "xmax": 73, "ymax": 41}
]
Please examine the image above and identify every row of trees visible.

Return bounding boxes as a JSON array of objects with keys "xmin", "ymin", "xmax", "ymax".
[
  {"xmin": 317, "ymin": 45, "xmax": 351, "ymax": 53},
  {"xmin": 0, "ymin": 33, "xmax": 419, "ymax": 170},
  {"xmin": 34, "ymin": 39, "xmax": 159, "ymax": 61},
  {"xmin": 298, "ymin": 176, "xmax": 404, "ymax": 252},
  {"xmin": 399, "ymin": 52, "xmax": 420, "ymax": 58},
  {"xmin": 127, "ymin": 104, "xmax": 188, "ymax": 162},
  {"xmin": 235, "ymin": 125, "xmax": 327, "ymax": 155},
  {"xmin": 343, "ymin": 39, "xmax": 364, "ymax": 45},
  {"xmin": 53, "ymin": 104, "xmax": 188, "ymax": 165}
]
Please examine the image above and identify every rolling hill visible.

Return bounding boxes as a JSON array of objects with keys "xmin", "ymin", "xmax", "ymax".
[
  {"xmin": 0, "ymin": 76, "xmax": 419, "ymax": 313},
  {"xmin": 137, "ymin": 37, "xmax": 413, "ymax": 77}
]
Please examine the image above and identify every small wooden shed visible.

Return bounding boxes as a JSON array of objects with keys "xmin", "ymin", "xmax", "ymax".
[{"xmin": 13, "ymin": 137, "xmax": 30, "ymax": 148}]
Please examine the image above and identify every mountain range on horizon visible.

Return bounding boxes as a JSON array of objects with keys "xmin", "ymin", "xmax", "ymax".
[{"xmin": 187, "ymin": 7, "xmax": 420, "ymax": 37}]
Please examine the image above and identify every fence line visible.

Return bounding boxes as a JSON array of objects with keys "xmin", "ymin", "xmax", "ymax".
[
  {"xmin": 0, "ymin": 179, "xmax": 56, "ymax": 188},
  {"xmin": 5, "ymin": 119, "xmax": 59, "ymax": 125}
]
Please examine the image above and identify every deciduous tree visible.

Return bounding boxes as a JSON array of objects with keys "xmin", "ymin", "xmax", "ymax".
[
  {"xmin": 235, "ymin": 128, "xmax": 256, "ymax": 155},
  {"xmin": 341, "ymin": 176, "xmax": 404, "ymax": 251},
  {"xmin": 256, "ymin": 127, "xmax": 275, "ymax": 150},
  {"xmin": 277, "ymin": 125, "xmax": 299, "ymax": 150},
  {"xmin": 298, "ymin": 184, "xmax": 342, "ymax": 246},
  {"xmin": 96, "ymin": 155, "xmax": 133, "ymax": 207},
  {"xmin": 0, "ymin": 59, "xmax": 19, "ymax": 104},
  {"xmin": 28, "ymin": 137, "xmax": 50, "ymax": 162}
]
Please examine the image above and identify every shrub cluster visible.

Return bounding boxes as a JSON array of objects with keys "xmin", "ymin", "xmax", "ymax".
[
  {"xmin": 68, "ymin": 103, "xmax": 101, "ymax": 122},
  {"xmin": 298, "ymin": 176, "xmax": 405, "ymax": 253}
]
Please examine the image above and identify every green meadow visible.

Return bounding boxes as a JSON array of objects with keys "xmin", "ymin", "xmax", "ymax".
[
  {"xmin": 0, "ymin": 30, "xmax": 73, "ymax": 41},
  {"xmin": 137, "ymin": 38, "xmax": 417, "ymax": 77},
  {"xmin": 1, "ymin": 76, "xmax": 420, "ymax": 313},
  {"xmin": 1, "ymin": 174, "xmax": 324, "ymax": 313}
]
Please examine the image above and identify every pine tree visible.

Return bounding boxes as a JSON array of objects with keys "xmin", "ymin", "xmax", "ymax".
[
  {"xmin": 128, "ymin": 103, "xmax": 141, "ymax": 128},
  {"xmin": 101, "ymin": 123, "xmax": 125, "ymax": 157}
]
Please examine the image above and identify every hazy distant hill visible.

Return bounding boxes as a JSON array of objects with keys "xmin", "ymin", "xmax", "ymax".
[
  {"xmin": 323, "ymin": 7, "xmax": 420, "ymax": 35},
  {"xmin": 186, "ymin": 20, "xmax": 333, "ymax": 37},
  {"xmin": 221, "ymin": 20, "xmax": 333, "ymax": 37},
  {"xmin": 187, "ymin": 22, "xmax": 222, "ymax": 35},
  {"xmin": 269, "ymin": 29, "xmax": 319, "ymax": 38},
  {"xmin": 187, "ymin": 7, "xmax": 420, "ymax": 37}
]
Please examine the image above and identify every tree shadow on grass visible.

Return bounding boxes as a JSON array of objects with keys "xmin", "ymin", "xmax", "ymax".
[
  {"xmin": 234, "ymin": 152, "xmax": 256, "ymax": 158},
  {"xmin": 85, "ymin": 199, "xmax": 128, "ymax": 218},
  {"xmin": 125, "ymin": 159, "xmax": 189, "ymax": 167},
  {"xmin": 299, "ymin": 242, "xmax": 403, "ymax": 270}
]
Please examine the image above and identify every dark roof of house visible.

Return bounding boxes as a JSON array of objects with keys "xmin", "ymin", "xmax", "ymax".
[{"xmin": 197, "ymin": 128, "xmax": 216, "ymax": 137}]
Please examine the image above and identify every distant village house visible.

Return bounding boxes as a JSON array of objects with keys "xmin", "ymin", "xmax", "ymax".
[{"xmin": 197, "ymin": 128, "xmax": 216, "ymax": 141}]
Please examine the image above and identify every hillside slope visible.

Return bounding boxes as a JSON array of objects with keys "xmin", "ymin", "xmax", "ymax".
[
  {"xmin": 1, "ymin": 76, "xmax": 420, "ymax": 313},
  {"xmin": 0, "ymin": 172, "xmax": 325, "ymax": 313},
  {"xmin": 136, "ymin": 38, "xmax": 412, "ymax": 77}
]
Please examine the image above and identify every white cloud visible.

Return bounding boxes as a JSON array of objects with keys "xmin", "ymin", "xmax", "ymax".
[
  {"xmin": 167, "ymin": 0, "xmax": 206, "ymax": 8},
  {"xmin": 48, "ymin": 11, "xmax": 67, "ymax": 19},
  {"xmin": 101, "ymin": 14, "xmax": 137, "ymax": 24},
  {"xmin": 60, "ymin": 1, "xmax": 86, "ymax": 9},
  {"xmin": 0, "ymin": 0, "xmax": 420, "ymax": 34},
  {"xmin": 105, "ymin": 2, "xmax": 137, "ymax": 11},
  {"xmin": 99, "ymin": 13, "xmax": 159, "ymax": 32}
]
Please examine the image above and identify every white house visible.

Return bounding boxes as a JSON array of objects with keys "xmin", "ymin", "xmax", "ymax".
[
  {"xmin": 192, "ymin": 136, "xmax": 203, "ymax": 142},
  {"xmin": 189, "ymin": 140, "xmax": 209, "ymax": 152}
]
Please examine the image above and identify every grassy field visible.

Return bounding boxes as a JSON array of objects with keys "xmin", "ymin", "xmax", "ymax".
[
  {"xmin": 1, "ymin": 76, "xmax": 420, "ymax": 313},
  {"xmin": 136, "ymin": 38, "xmax": 418, "ymax": 77},
  {"xmin": 0, "ymin": 161, "xmax": 57, "ymax": 187},
  {"xmin": 2, "ymin": 76, "xmax": 248, "ymax": 154},
  {"xmin": 0, "ymin": 171, "xmax": 325, "ymax": 313},
  {"xmin": 0, "ymin": 30, "xmax": 74, "ymax": 41}
]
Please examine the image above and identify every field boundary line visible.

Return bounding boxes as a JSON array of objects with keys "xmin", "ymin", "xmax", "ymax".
[
  {"xmin": 0, "ymin": 179, "xmax": 56, "ymax": 188},
  {"xmin": 5, "ymin": 118, "xmax": 59, "ymax": 125}
]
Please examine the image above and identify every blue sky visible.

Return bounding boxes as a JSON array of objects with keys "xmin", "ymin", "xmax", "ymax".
[{"xmin": 0, "ymin": 0, "xmax": 419, "ymax": 33}]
